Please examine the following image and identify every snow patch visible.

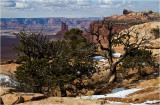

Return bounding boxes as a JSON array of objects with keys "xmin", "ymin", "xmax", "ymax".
[
  {"xmin": 0, "ymin": 74, "xmax": 19, "ymax": 87},
  {"xmin": 105, "ymin": 88, "xmax": 141, "ymax": 98},
  {"xmin": 93, "ymin": 56, "xmax": 108, "ymax": 63},
  {"xmin": 111, "ymin": 88, "xmax": 126, "ymax": 93},
  {"xmin": 144, "ymin": 100, "xmax": 160, "ymax": 104},
  {"xmin": 112, "ymin": 53, "xmax": 122, "ymax": 58},
  {"xmin": 130, "ymin": 100, "xmax": 160, "ymax": 105},
  {"xmin": 99, "ymin": 59, "xmax": 108, "ymax": 63},
  {"xmin": 106, "ymin": 100, "xmax": 160, "ymax": 105},
  {"xmin": 76, "ymin": 88, "xmax": 142, "ymax": 100},
  {"xmin": 93, "ymin": 56, "xmax": 103, "ymax": 61}
]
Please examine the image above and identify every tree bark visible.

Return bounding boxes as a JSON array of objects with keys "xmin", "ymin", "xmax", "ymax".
[
  {"xmin": 60, "ymin": 87, "xmax": 67, "ymax": 97},
  {"xmin": 109, "ymin": 64, "xmax": 117, "ymax": 83}
]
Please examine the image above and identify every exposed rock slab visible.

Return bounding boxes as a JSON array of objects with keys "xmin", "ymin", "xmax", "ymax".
[
  {"xmin": 15, "ymin": 93, "xmax": 47, "ymax": 102},
  {"xmin": 0, "ymin": 87, "xmax": 16, "ymax": 96},
  {"xmin": 1, "ymin": 94, "xmax": 24, "ymax": 105}
]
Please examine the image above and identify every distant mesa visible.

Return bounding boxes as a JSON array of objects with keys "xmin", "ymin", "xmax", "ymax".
[{"xmin": 54, "ymin": 21, "xmax": 68, "ymax": 39}]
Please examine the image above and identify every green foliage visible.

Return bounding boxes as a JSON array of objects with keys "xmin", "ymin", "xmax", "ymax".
[
  {"xmin": 150, "ymin": 27, "xmax": 159, "ymax": 39},
  {"xmin": 13, "ymin": 29, "xmax": 60, "ymax": 60},
  {"xmin": 64, "ymin": 28, "xmax": 97, "ymax": 60},
  {"xmin": 119, "ymin": 49, "xmax": 155, "ymax": 77},
  {"xmin": 14, "ymin": 29, "xmax": 97, "ymax": 96}
]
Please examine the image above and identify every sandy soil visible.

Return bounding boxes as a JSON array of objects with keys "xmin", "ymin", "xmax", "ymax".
[
  {"xmin": 0, "ymin": 63, "xmax": 19, "ymax": 75},
  {"xmin": 18, "ymin": 97, "xmax": 131, "ymax": 105}
]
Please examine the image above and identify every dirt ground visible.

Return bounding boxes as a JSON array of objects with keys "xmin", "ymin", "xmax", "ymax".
[
  {"xmin": 18, "ymin": 97, "xmax": 131, "ymax": 105},
  {"xmin": 0, "ymin": 63, "xmax": 19, "ymax": 75},
  {"xmin": 15, "ymin": 76, "xmax": 159, "ymax": 105}
]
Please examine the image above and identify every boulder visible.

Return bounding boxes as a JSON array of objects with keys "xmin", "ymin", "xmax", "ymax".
[
  {"xmin": 145, "ymin": 10, "xmax": 153, "ymax": 14},
  {"xmin": 1, "ymin": 94, "xmax": 24, "ymax": 105},
  {"xmin": 123, "ymin": 9, "xmax": 133, "ymax": 15}
]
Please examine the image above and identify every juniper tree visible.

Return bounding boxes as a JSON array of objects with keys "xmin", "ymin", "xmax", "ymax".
[
  {"xmin": 86, "ymin": 20, "xmax": 155, "ymax": 82},
  {"xmin": 14, "ymin": 28, "xmax": 97, "ymax": 96}
]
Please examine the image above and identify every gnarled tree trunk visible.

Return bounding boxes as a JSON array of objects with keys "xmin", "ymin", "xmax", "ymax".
[{"xmin": 108, "ymin": 63, "xmax": 117, "ymax": 83}]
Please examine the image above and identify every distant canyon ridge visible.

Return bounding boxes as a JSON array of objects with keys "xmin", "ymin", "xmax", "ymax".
[
  {"xmin": 0, "ymin": 17, "xmax": 102, "ymax": 36},
  {"xmin": 0, "ymin": 17, "xmax": 101, "ymax": 61}
]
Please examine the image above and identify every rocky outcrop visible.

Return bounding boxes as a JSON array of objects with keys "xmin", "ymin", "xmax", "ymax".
[
  {"xmin": 54, "ymin": 22, "xmax": 69, "ymax": 38},
  {"xmin": 86, "ymin": 10, "xmax": 159, "ymax": 43},
  {"xmin": 1, "ymin": 94, "xmax": 24, "ymax": 105},
  {"xmin": 18, "ymin": 93, "xmax": 47, "ymax": 102},
  {"xmin": 123, "ymin": 9, "xmax": 153, "ymax": 16},
  {"xmin": 119, "ymin": 21, "xmax": 160, "ymax": 57},
  {"xmin": 0, "ymin": 87, "xmax": 17, "ymax": 96},
  {"xmin": 123, "ymin": 9, "xmax": 134, "ymax": 15},
  {"xmin": 108, "ymin": 9, "xmax": 159, "ymax": 23},
  {"xmin": 0, "ymin": 87, "xmax": 47, "ymax": 105}
]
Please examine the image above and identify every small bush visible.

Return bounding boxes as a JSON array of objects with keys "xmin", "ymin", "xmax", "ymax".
[
  {"xmin": 153, "ymin": 79, "xmax": 159, "ymax": 86},
  {"xmin": 86, "ymin": 90, "xmax": 95, "ymax": 96},
  {"xmin": 119, "ymin": 49, "xmax": 156, "ymax": 78},
  {"xmin": 150, "ymin": 27, "xmax": 159, "ymax": 39}
]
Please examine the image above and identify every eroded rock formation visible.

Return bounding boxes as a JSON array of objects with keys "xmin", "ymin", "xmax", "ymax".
[
  {"xmin": 54, "ymin": 22, "xmax": 69, "ymax": 39},
  {"xmin": 85, "ymin": 9, "xmax": 159, "ymax": 43}
]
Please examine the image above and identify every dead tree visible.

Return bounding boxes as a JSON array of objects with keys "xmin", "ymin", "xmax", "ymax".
[{"xmin": 86, "ymin": 20, "xmax": 152, "ymax": 83}]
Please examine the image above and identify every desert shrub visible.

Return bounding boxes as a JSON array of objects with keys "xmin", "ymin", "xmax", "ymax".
[
  {"xmin": 150, "ymin": 27, "xmax": 160, "ymax": 39},
  {"xmin": 119, "ymin": 49, "xmax": 156, "ymax": 79},
  {"xmin": 14, "ymin": 29, "xmax": 97, "ymax": 96},
  {"xmin": 153, "ymin": 79, "xmax": 159, "ymax": 86}
]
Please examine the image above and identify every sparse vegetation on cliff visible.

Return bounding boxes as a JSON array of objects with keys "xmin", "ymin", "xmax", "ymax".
[
  {"xmin": 150, "ymin": 27, "xmax": 160, "ymax": 39},
  {"xmin": 118, "ymin": 49, "xmax": 156, "ymax": 79}
]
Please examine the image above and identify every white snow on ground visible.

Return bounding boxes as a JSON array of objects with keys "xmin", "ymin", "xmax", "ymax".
[
  {"xmin": 106, "ymin": 88, "xmax": 142, "ymax": 98},
  {"xmin": 93, "ymin": 56, "xmax": 108, "ymax": 63},
  {"xmin": 76, "ymin": 88, "xmax": 159, "ymax": 105},
  {"xmin": 76, "ymin": 88, "xmax": 142, "ymax": 100},
  {"xmin": 99, "ymin": 59, "xmax": 108, "ymax": 63},
  {"xmin": 130, "ymin": 100, "xmax": 160, "ymax": 105},
  {"xmin": 0, "ymin": 74, "xmax": 10, "ymax": 81},
  {"xmin": 0, "ymin": 74, "xmax": 18, "ymax": 87},
  {"xmin": 112, "ymin": 53, "xmax": 122, "ymax": 58},
  {"xmin": 93, "ymin": 56, "xmax": 104, "ymax": 61},
  {"xmin": 106, "ymin": 100, "xmax": 160, "ymax": 105},
  {"xmin": 111, "ymin": 88, "xmax": 126, "ymax": 93}
]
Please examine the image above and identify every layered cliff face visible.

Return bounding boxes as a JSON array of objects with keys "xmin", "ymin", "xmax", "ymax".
[
  {"xmin": 0, "ymin": 17, "xmax": 101, "ymax": 29},
  {"xmin": 86, "ymin": 10, "xmax": 160, "ymax": 43}
]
